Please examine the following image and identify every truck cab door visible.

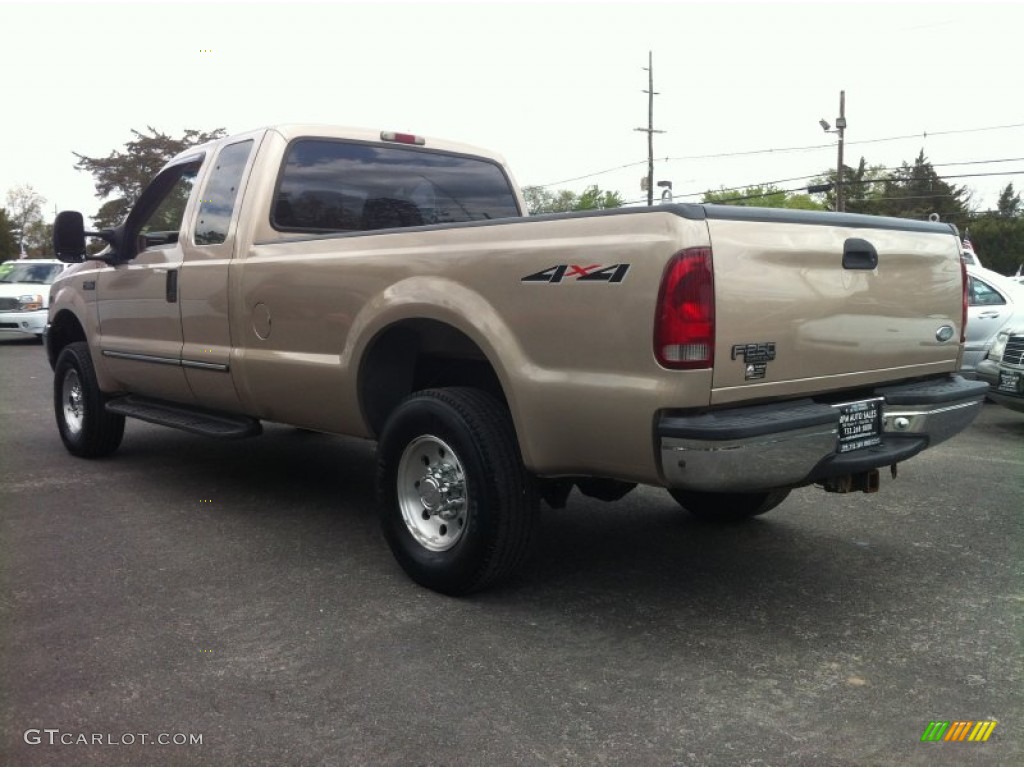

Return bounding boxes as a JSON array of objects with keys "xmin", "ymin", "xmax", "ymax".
[
  {"xmin": 178, "ymin": 132, "xmax": 264, "ymax": 411},
  {"xmin": 97, "ymin": 156, "xmax": 204, "ymax": 403}
]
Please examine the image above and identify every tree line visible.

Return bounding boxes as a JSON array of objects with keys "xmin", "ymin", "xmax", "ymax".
[{"xmin": 2, "ymin": 130, "xmax": 1021, "ymax": 276}]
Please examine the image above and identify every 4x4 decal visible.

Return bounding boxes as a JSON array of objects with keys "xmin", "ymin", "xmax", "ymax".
[{"xmin": 521, "ymin": 264, "xmax": 631, "ymax": 284}]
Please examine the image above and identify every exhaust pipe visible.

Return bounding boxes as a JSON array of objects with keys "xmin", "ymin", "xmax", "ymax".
[{"xmin": 821, "ymin": 469, "xmax": 880, "ymax": 494}]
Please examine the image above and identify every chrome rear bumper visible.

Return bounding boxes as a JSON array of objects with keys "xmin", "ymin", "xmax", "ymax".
[{"xmin": 658, "ymin": 375, "xmax": 989, "ymax": 492}]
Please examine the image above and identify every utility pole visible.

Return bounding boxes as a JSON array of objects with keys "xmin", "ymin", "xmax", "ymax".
[
  {"xmin": 836, "ymin": 90, "xmax": 847, "ymax": 212},
  {"xmin": 635, "ymin": 51, "xmax": 664, "ymax": 206}
]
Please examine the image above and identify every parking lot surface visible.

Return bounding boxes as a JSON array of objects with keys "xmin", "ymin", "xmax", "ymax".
[{"xmin": 1, "ymin": 335, "xmax": 1022, "ymax": 766}]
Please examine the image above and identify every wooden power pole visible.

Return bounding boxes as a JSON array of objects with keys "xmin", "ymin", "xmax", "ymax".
[
  {"xmin": 836, "ymin": 90, "xmax": 847, "ymax": 212},
  {"xmin": 635, "ymin": 51, "xmax": 664, "ymax": 206}
]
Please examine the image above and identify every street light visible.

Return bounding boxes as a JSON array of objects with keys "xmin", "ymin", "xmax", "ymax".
[
  {"xmin": 819, "ymin": 90, "xmax": 847, "ymax": 212},
  {"xmin": 657, "ymin": 180, "xmax": 673, "ymax": 204}
]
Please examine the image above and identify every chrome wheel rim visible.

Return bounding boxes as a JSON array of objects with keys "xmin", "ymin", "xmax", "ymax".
[
  {"xmin": 397, "ymin": 435, "xmax": 468, "ymax": 552},
  {"xmin": 62, "ymin": 368, "xmax": 85, "ymax": 436}
]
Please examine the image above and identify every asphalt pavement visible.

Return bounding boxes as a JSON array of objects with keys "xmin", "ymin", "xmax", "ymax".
[{"xmin": 1, "ymin": 334, "xmax": 1021, "ymax": 766}]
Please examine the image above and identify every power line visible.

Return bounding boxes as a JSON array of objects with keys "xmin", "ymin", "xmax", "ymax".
[
  {"xmin": 847, "ymin": 122, "xmax": 1024, "ymax": 147},
  {"xmin": 535, "ymin": 122, "xmax": 1024, "ymax": 189},
  {"xmin": 666, "ymin": 163, "xmax": 1024, "ymax": 202},
  {"xmin": 621, "ymin": 169, "xmax": 1024, "ymax": 207},
  {"xmin": 537, "ymin": 159, "xmax": 649, "ymax": 188}
]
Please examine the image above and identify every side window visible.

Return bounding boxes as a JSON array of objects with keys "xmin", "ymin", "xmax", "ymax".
[
  {"xmin": 195, "ymin": 140, "xmax": 254, "ymax": 245},
  {"xmin": 969, "ymin": 276, "xmax": 1006, "ymax": 307},
  {"xmin": 271, "ymin": 139, "xmax": 520, "ymax": 234},
  {"xmin": 136, "ymin": 162, "xmax": 201, "ymax": 249}
]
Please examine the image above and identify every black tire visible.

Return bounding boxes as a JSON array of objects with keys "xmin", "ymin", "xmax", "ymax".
[
  {"xmin": 376, "ymin": 387, "xmax": 537, "ymax": 595},
  {"xmin": 668, "ymin": 488, "xmax": 790, "ymax": 523},
  {"xmin": 53, "ymin": 341, "xmax": 125, "ymax": 458}
]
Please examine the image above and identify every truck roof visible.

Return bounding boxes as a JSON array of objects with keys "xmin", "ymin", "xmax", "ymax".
[{"xmin": 169, "ymin": 123, "xmax": 510, "ymax": 168}]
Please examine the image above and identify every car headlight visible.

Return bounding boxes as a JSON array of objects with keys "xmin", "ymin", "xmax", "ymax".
[
  {"xmin": 988, "ymin": 331, "xmax": 1009, "ymax": 362},
  {"xmin": 16, "ymin": 294, "xmax": 44, "ymax": 311}
]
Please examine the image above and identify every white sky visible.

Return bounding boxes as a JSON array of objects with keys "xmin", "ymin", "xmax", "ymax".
[{"xmin": 2, "ymin": 0, "xmax": 1023, "ymax": 223}]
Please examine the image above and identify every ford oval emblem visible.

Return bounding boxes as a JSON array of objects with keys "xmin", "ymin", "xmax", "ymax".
[{"xmin": 935, "ymin": 325, "xmax": 955, "ymax": 342}]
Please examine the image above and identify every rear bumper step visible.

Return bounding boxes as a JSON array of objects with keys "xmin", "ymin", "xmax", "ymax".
[
  {"xmin": 106, "ymin": 396, "xmax": 262, "ymax": 439},
  {"xmin": 657, "ymin": 375, "xmax": 988, "ymax": 492}
]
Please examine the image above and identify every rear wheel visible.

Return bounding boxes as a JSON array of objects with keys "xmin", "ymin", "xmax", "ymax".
[
  {"xmin": 669, "ymin": 488, "xmax": 790, "ymax": 523},
  {"xmin": 54, "ymin": 342, "xmax": 125, "ymax": 458},
  {"xmin": 377, "ymin": 387, "xmax": 537, "ymax": 595}
]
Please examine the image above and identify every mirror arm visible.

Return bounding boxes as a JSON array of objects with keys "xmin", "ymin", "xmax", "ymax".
[{"xmin": 85, "ymin": 228, "xmax": 116, "ymax": 244}]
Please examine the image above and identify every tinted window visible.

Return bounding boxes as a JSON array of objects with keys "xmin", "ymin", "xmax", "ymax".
[
  {"xmin": 969, "ymin": 276, "xmax": 1006, "ymax": 307},
  {"xmin": 0, "ymin": 263, "xmax": 63, "ymax": 284},
  {"xmin": 139, "ymin": 163, "xmax": 200, "ymax": 247},
  {"xmin": 195, "ymin": 140, "xmax": 253, "ymax": 245},
  {"xmin": 272, "ymin": 139, "xmax": 520, "ymax": 233}
]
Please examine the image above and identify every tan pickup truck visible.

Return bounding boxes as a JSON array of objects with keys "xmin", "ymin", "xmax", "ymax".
[{"xmin": 47, "ymin": 124, "xmax": 988, "ymax": 593}]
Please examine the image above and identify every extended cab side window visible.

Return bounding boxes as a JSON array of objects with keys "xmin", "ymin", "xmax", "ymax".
[
  {"xmin": 132, "ymin": 161, "xmax": 202, "ymax": 252},
  {"xmin": 271, "ymin": 139, "xmax": 520, "ymax": 234},
  {"xmin": 194, "ymin": 140, "xmax": 254, "ymax": 245}
]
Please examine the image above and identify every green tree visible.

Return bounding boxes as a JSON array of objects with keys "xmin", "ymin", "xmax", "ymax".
[
  {"xmin": 996, "ymin": 182, "xmax": 1021, "ymax": 217},
  {"xmin": 74, "ymin": 126, "xmax": 226, "ymax": 229},
  {"xmin": 23, "ymin": 219, "xmax": 55, "ymax": 257},
  {"xmin": 0, "ymin": 208, "xmax": 19, "ymax": 262},
  {"xmin": 964, "ymin": 216, "xmax": 1024, "ymax": 276},
  {"xmin": 576, "ymin": 185, "xmax": 625, "ymax": 210},
  {"xmin": 814, "ymin": 158, "xmax": 889, "ymax": 214},
  {"xmin": 876, "ymin": 150, "xmax": 970, "ymax": 221},
  {"xmin": 4, "ymin": 184, "xmax": 45, "ymax": 253},
  {"xmin": 523, "ymin": 185, "xmax": 624, "ymax": 214},
  {"xmin": 701, "ymin": 184, "xmax": 825, "ymax": 210}
]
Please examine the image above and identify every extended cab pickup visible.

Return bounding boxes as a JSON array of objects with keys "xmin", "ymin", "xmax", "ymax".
[{"xmin": 48, "ymin": 124, "xmax": 988, "ymax": 593}]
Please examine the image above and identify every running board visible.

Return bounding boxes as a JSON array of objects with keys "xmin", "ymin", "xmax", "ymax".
[{"xmin": 105, "ymin": 396, "xmax": 262, "ymax": 439}]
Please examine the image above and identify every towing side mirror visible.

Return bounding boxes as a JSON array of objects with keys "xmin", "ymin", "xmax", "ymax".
[{"xmin": 53, "ymin": 211, "xmax": 86, "ymax": 263}]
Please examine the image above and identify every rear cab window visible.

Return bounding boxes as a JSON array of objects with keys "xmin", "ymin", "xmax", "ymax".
[{"xmin": 270, "ymin": 139, "xmax": 521, "ymax": 234}]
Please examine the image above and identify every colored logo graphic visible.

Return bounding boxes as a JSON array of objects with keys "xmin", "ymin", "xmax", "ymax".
[{"xmin": 921, "ymin": 720, "xmax": 997, "ymax": 742}]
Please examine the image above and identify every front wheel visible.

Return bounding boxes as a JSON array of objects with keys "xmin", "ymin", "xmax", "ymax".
[
  {"xmin": 669, "ymin": 488, "xmax": 790, "ymax": 523},
  {"xmin": 53, "ymin": 342, "xmax": 125, "ymax": 458},
  {"xmin": 377, "ymin": 387, "xmax": 537, "ymax": 595}
]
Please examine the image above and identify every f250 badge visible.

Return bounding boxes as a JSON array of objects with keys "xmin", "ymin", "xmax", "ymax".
[
  {"xmin": 731, "ymin": 342, "xmax": 776, "ymax": 381},
  {"xmin": 522, "ymin": 264, "xmax": 630, "ymax": 284}
]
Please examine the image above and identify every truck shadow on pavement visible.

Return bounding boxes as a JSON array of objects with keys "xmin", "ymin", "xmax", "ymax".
[{"xmin": 101, "ymin": 421, "xmax": 913, "ymax": 627}]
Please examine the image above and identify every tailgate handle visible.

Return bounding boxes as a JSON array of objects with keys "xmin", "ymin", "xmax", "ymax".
[{"xmin": 843, "ymin": 238, "xmax": 878, "ymax": 270}]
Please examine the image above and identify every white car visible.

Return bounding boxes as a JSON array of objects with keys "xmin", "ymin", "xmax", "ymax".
[
  {"xmin": 963, "ymin": 265, "xmax": 1024, "ymax": 376},
  {"xmin": 0, "ymin": 259, "xmax": 69, "ymax": 341},
  {"xmin": 976, "ymin": 327, "xmax": 1024, "ymax": 413}
]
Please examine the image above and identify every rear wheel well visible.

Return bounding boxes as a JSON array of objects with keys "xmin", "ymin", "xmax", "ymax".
[
  {"xmin": 359, "ymin": 320, "xmax": 506, "ymax": 437},
  {"xmin": 46, "ymin": 310, "xmax": 87, "ymax": 370}
]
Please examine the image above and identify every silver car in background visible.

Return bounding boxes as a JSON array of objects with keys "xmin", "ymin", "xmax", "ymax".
[
  {"xmin": 963, "ymin": 265, "xmax": 1024, "ymax": 377},
  {"xmin": 976, "ymin": 327, "xmax": 1024, "ymax": 413}
]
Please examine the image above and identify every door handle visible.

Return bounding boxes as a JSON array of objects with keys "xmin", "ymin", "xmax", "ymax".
[
  {"xmin": 842, "ymin": 238, "xmax": 878, "ymax": 270},
  {"xmin": 977, "ymin": 311, "xmax": 1001, "ymax": 319},
  {"xmin": 166, "ymin": 269, "xmax": 178, "ymax": 303}
]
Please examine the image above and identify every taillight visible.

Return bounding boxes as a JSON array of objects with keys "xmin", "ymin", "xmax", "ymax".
[
  {"xmin": 960, "ymin": 255, "xmax": 968, "ymax": 343},
  {"xmin": 654, "ymin": 247, "xmax": 715, "ymax": 369}
]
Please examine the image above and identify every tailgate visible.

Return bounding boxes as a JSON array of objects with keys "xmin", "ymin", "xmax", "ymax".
[{"xmin": 705, "ymin": 207, "xmax": 963, "ymax": 405}]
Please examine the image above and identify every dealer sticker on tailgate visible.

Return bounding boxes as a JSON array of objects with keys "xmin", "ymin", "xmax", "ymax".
[{"xmin": 834, "ymin": 397, "xmax": 884, "ymax": 453}]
